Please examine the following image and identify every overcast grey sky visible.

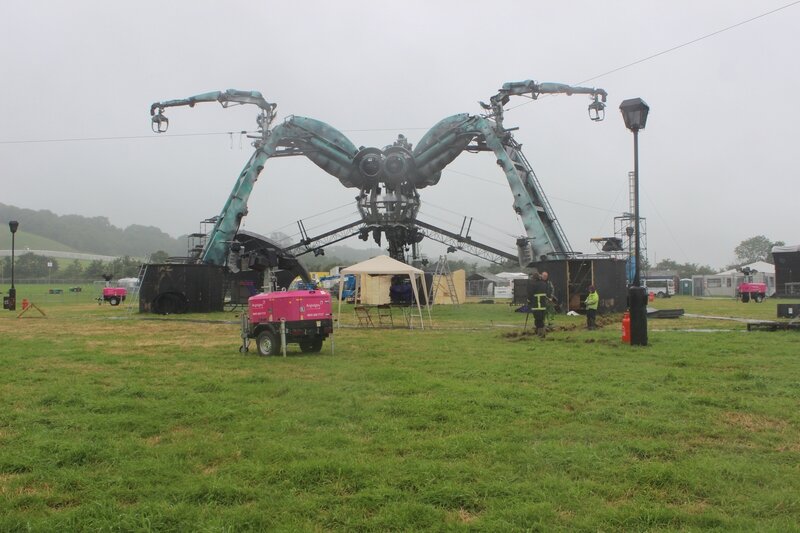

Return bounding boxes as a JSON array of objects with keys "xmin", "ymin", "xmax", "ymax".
[{"xmin": 2, "ymin": 0, "xmax": 798, "ymax": 269}]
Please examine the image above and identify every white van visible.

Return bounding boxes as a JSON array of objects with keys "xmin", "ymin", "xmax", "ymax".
[{"xmin": 644, "ymin": 278, "xmax": 675, "ymax": 298}]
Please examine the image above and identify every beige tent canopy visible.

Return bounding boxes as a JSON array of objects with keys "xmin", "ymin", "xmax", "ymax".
[{"xmin": 337, "ymin": 255, "xmax": 432, "ymax": 329}]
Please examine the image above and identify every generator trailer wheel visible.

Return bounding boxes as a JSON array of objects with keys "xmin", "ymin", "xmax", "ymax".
[
  {"xmin": 299, "ymin": 338, "xmax": 324, "ymax": 353},
  {"xmin": 256, "ymin": 331, "xmax": 279, "ymax": 356}
]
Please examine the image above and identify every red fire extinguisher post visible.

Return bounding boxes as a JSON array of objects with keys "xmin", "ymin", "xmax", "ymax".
[{"xmin": 621, "ymin": 311, "xmax": 631, "ymax": 344}]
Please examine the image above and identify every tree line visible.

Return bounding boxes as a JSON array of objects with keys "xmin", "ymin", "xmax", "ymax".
[
  {"xmin": 0, "ymin": 203, "xmax": 185, "ymax": 257},
  {"xmin": 3, "ymin": 228, "xmax": 785, "ymax": 283},
  {"xmin": 1, "ymin": 251, "xmax": 170, "ymax": 282},
  {"xmin": 298, "ymin": 235, "xmax": 787, "ymax": 280},
  {"xmin": 652, "ymin": 235, "xmax": 784, "ymax": 279}
]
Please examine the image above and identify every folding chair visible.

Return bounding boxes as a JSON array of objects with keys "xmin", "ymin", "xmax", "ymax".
[
  {"xmin": 354, "ymin": 305, "xmax": 374, "ymax": 327},
  {"xmin": 376, "ymin": 304, "xmax": 393, "ymax": 327}
]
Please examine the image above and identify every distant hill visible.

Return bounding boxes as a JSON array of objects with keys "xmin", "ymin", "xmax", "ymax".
[
  {"xmin": 0, "ymin": 230, "xmax": 80, "ymax": 253},
  {"xmin": 0, "ymin": 204, "xmax": 490, "ymax": 272},
  {"xmin": 0, "ymin": 204, "xmax": 389, "ymax": 264},
  {"xmin": 0, "ymin": 203, "xmax": 185, "ymax": 257}
]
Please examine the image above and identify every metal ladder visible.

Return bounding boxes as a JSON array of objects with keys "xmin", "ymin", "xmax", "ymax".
[
  {"xmin": 505, "ymin": 138, "xmax": 572, "ymax": 255},
  {"xmin": 431, "ymin": 255, "xmax": 459, "ymax": 305},
  {"xmin": 126, "ymin": 259, "xmax": 149, "ymax": 315}
]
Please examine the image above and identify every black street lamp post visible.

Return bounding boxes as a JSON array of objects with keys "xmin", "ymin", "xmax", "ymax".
[
  {"xmin": 619, "ymin": 98, "xmax": 649, "ymax": 346},
  {"xmin": 4, "ymin": 220, "xmax": 19, "ymax": 311}
]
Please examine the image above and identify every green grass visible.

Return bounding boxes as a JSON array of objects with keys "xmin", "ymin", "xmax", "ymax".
[
  {"xmin": 3, "ymin": 283, "xmax": 102, "ymax": 308},
  {"xmin": 0, "ymin": 231, "xmax": 80, "ymax": 253},
  {"xmin": 1, "ymin": 295, "xmax": 799, "ymax": 531}
]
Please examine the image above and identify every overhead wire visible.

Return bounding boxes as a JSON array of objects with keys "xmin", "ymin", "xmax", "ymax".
[
  {"xmin": 443, "ymin": 167, "xmax": 620, "ymax": 213},
  {"xmin": 264, "ymin": 210, "xmax": 362, "ymax": 243},
  {"xmin": 642, "ymin": 189, "xmax": 691, "ymax": 264},
  {"xmin": 575, "ymin": 0, "xmax": 800, "ymax": 86},
  {"xmin": 570, "ymin": 2, "xmax": 800, "ymax": 263},
  {"xmin": 0, "ymin": 128, "xmax": 430, "ymax": 146},
  {"xmin": 267, "ymin": 201, "xmax": 355, "ymax": 233},
  {"xmin": 422, "ymin": 199, "xmax": 518, "ymax": 238},
  {"xmin": 592, "ymin": 182, "xmax": 625, "ymax": 241},
  {"xmin": 2, "ymin": 3, "xmax": 796, "ymax": 148},
  {"xmin": 5, "ymin": 2, "xmax": 796, "ymax": 262},
  {"xmin": 502, "ymin": 1, "xmax": 800, "ymax": 113},
  {"xmin": 416, "ymin": 209, "xmax": 518, "ymax": 254},
  {"xmin": 0, "ymin": 131, "xmax": 234, "ymax": 145},
  {"xmin": 497, "ymin": 2, "xmax": 800, "ymax": 256},
  {"xmin": 303, "ymin": 210, "xmax": 363, "ymax": 234}
]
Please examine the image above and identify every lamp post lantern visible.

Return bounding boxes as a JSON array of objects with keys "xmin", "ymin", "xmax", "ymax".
[
  {"xmin": 5, "ymin": 220, "xmax": 19, "ymax": 311},
  {"xmin": 619, "ymin": 98, "xmax": 649, "ymax": 346}
]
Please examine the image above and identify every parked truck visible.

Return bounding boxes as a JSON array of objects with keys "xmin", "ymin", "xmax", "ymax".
[{"xmin": 241, "ymin": 289, "xmax": 333, "ymax": 355}]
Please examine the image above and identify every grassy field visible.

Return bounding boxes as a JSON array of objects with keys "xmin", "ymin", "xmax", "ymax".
[
  {"xmin": 0, "ymin": 231, "xmax": 82, "ymax": 253},
  {"xmin": 1, "ymin": 290, "xmax": 799, "ymax": 531}
]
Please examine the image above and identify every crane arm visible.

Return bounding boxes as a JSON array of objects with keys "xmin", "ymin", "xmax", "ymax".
[
  {"xmin": 149, "ymin": 89, "xmax": 277, "ymax": 134},
  {"xmin": 482, "ymin": 79, "xmax": 608, "ymax": 129},
  {"xmin": 496, "ymin": 80, "xmax": 607, "ymax": 100},
  {"xmin": 149, "ymin": 89, "xmax": 274, "ymax": 115},
  {"xmin": 414, "ymin": 76, "xmax": 609, "ymax": 262},
  {"xmin": 149, "ymin": 89, "xmax": 366, "ymax": 266}
]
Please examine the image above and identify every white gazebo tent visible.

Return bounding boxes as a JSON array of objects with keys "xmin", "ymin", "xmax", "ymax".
[{"xmin": 338, "ymin": 255, "xmax": 432, "ymax": 329}]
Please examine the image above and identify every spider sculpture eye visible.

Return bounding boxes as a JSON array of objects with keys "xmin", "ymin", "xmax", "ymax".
[
  {"xmin": 384, "ymin": 154, "xmax": 407, "ymax": 178},
  {"xmin": 359, "ymin": 155, "xmax": 381, "ymax": 178}
]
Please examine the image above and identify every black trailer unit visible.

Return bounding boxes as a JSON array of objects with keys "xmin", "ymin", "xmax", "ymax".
[
  {"xmin": 513, "ymin": 257, "xmax": 627, "ymax": 313},
  {"xmin": 139, "ymin": 264, "xmax": 226, "ymax": 314},
  {"xmin": 137, "ymin": 230, "xmax": 313, "ymax": 315},
  {"xmin": 773, "ymin": 245, "xmax": 800, "ymax": 297},
  {"xmin": 139, "ymin": 264, "xmax": 303, "ymax": 314}
]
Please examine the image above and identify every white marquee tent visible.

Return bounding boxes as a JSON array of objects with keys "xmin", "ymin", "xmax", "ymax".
[
  {"xmin": 338, "ymin": 255, "xmax": 432, "ymax": 329},
  {"xmin": 716, "ymin": 261, "xmax": 775, "ymax": 276}
]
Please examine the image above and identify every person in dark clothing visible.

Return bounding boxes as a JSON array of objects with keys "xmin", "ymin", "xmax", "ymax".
[
  {"xmin": 527, "ymin": 273, "xmax": 549, "ymax": 338},
  {"xmin": 541, "ymin": 271, "xmax": 557, "ymax": 328}
]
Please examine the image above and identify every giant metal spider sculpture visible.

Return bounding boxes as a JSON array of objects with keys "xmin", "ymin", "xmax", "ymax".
[{"xmin": 150, "ymin": 80, "xmax": 607, "ymax": 268}]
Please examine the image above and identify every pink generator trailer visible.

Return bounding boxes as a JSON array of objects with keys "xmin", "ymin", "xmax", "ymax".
[
  {"xmin": 101, "ymin": 287, "xmax": 127, "ymax": 306},
  {"xmin": 737, "ymin": 281, "xmax": 767, "ymax": 303},
  {"xmin": 241, "ymin": 289, "xmax": 333, "ymax": 355}
]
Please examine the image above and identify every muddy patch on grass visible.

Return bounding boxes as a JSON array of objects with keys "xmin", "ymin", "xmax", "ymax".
[
  {"xmin": 501, "ymin": 330, "xmax": 539, "ymax": 340},
  {"xmin": 723, "ymin": 411, "xmax": 787, "ymax": 432},
  {"xmin": 446, "ymin": 507, "xmax": 481, "ymax": 524},
  {"xmin": 501, "ymin": 324, "xmax": 582, "ymax": 340}
]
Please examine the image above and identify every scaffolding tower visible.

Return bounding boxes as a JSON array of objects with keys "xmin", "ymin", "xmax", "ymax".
[{"xmin": 614, "ymin": 171, "xmax": 647, "ymax": 280}]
